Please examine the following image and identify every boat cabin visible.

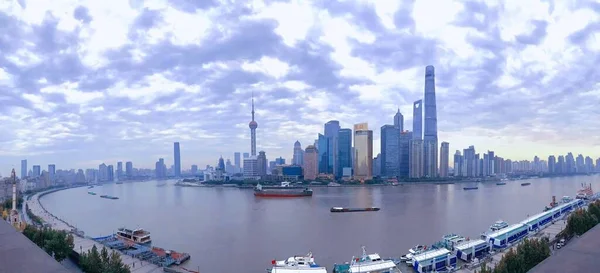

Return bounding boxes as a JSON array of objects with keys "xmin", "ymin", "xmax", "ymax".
[
  {"xmin": 412, "ymin": 248, "xmax": 457, "ymax": 273},
  {"xmin": 455, "ymin": 239, "xmax": 488, "ymax": 262},
  {"xmin": 116, "ymin": 227, "xmax": 152, "ymax": 245}
]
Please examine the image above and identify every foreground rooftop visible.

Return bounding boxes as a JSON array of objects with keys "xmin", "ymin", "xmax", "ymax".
[
  {"xmin": 0, "ymin": 220, "xmax": 70, "ymax": 273},
  {"xmin": 528, "ymin": 224, "xmax": 600, "ymax": 273}
]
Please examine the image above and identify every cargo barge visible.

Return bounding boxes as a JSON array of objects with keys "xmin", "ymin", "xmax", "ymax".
[
  {"xmin": 100, "ymin": 195, "xmax": 119, "ymax": 199},
  {"xmin": 330, "ymin": 207, "xmax": 380, "ymax": 213}
]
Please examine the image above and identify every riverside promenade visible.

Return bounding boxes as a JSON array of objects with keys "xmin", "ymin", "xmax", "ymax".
[{"xmin": 26, "ymin": 190, "xmax": 164, "ymax": 273}]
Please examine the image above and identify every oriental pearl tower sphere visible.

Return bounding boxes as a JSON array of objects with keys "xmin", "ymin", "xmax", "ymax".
[{"xmin": 249, "ymin": 94, "xmax": 258, "ymax": 156}]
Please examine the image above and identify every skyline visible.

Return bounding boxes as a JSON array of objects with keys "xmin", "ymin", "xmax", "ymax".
[{"xmin": 1, "ymin": 0, "xmax": 600, "ymax": 174}]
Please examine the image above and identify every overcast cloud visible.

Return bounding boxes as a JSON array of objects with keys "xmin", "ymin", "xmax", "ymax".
[{"xmin": 1, "ymin": 0, "xmax": 599, "ymax": 175}]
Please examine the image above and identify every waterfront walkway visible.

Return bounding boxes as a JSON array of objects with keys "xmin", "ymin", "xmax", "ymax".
[{"xmin": 26, "ymin": 190, "xmax": 164, "ymax": 273}]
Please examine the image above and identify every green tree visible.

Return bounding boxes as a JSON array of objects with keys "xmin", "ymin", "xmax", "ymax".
[
  {"xmin": 80, "ymin": 246, "xmax": 130, "ymax": 273},
  {"xmin": 476, "ymin": 262, "xmax": 493, "ymax": 273},
  {"xmin": 22, "ymin": 226, "xmax": 74, "ymax": 262}
]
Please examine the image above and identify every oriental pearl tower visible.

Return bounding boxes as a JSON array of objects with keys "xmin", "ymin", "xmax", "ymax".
[{"xmin": 249, "ymin": 93, "xmax": 258, "ymax": 156}]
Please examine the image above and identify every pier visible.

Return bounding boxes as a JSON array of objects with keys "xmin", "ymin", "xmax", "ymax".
[{"xmin": 25, "ymin": 189, "xmax": 192, "ymax": 273}]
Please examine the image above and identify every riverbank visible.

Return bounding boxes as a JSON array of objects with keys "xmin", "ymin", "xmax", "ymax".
[{"xmin": 27, "ymin": 189, "xmax": 195, "ymax": 273}]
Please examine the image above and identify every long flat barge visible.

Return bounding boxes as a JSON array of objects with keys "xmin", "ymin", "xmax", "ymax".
[{"xmin": 330, "ymin": 207, "xmax": 380, "ymax": 213}]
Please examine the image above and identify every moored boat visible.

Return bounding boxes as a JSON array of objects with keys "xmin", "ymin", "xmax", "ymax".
[
  {"xmin": 254, "ymin": 184, "xmax": 313, "ymax": 198},
  {"xmin": 576, "ymin": 183, "xmax": 593, "ymax": 200},
  {"xmin": 116, "ymin": 227, "xmax": 152, "ymax": 246},
  {"xmin": 333, "ymin": 246, "xmax": 399, "ymax": 273},
  {"xmin": 489, "ymin": 220, "xmax": 509, "ymax": 231},
  {"xmin": 267, "ymin": 252, "xmax": 327, "ymax": 273},
  {"xmin": 496, "ymin": 182, "xmax": 506, "ymax": 185},
  {"xmin": 521, "ymin": 182, "xmax": 531, "ymax": 186},
  {"xmin": 88, "ymin": 192, "xmax": 97, "ymax": 195},
  {"xmin": 330, "ymin": 207, "xmax": 380, "ymax": 213},
  {"xmin": 463, "ymin": 186, "xmax": 478, "ymax": 190}
]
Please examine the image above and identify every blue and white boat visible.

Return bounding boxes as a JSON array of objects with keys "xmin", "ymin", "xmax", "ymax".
[
  {"xmin": 490, "ymin": 220, "xmax": 509, "ymax": 231},
  {"xmin": 267, "ymin": 252, "xmax": 327, "ymax": 273},
  {"xmin": 333, "ymin": 246, "xmax": 400, "ymax": 273}
]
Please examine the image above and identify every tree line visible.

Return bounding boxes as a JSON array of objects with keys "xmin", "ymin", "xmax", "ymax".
[
  {"xmin": 79, "ymin": 245, "xmax": 130, "ymax": 273},
  {"xmin": 23, "ymin": 225, "xmax": 75, "ymax": 262},
  {"xmin": 563, "ymin": 200, "xmax": 600, "ymax": 237},
  {"xmin": 477, "ymin": 238, "xmax": 551, "ymax": 273}
]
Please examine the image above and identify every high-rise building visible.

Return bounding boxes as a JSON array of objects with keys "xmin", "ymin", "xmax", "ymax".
[
  {"xmin": 439, "ymin": 142, "xmax": 449, "ymax": 177},
  {"xmin": 454, "ymin": 150, "xmax": 463, "ymax": 176},
  {"xmin": 234, "ymin": 152, "xmax": 241, "ymax": 172},
  {"xmin": 463, "ymin": 146, "xmax": 476, "ymax": 177},
  {"xmin": 248, "ymin": 94, "xmax": 258, "ymax": 156},
  {"xmin": 353, "ymin": 123, "xmax": 373, "ymax": 181},
  {"xmin": 243, "ymin": 157, "xmax": 259, "ymax": 180},
  {"xmin": 399, "ymin": 131, "xmax": 412, "ymax": 177},
  {"xmin": 381, "ymin": 125, "xmax": 400, "ymax": 177},
  {"xmin": 317, "ymin": 134, "xmax": 328, "ymax": 174},
  {"xmin": 218, "ymin": 157, "xmax": 225, "ymax": 170},
  {"xmin": 174, "ymin": 142, "xmax": 181, "ymax": 177},
  {"xmin": 372, "ymin": 154, "xmax": 381, "ymax": 177},
  {"xmin": 125, "ymin": 161, "xmax": 133, "ymax": 178},
  {"xmin": 98, "ymin": 163, "xmax": 107, "ymax": 181},
  {"xmin": 117, "ymin": 162, "xmax": 123, "ymax": 178},
  {"xmin": 107, "ymin": 165, "xmax": 114, "ymax": 181},
  {"xmin": 409, "ymin": 139, "xmax": 423, "ymax": 178},
  {"xmin": 48, "ymin": 164, "xmax": 56, "ymax": 182},
  {"xmin": 303, "ymin": 145, "xmax": 319, "ymax": 180},
  {"xmin": 155, "ymin": 158, "xmax": 166, "ymax": 178},
  {"xmin": 394, "ymin": 109, "xmax": 404, "ymax": 132},
  {"xmin": 292, "ymin": 141, "xmax": 304, "ymax": 166},
  {"xmin": 337, "ymin": 129, "xmax": 352, "ymax": 178},
  {"xmin": 32, "ymin": 165, "xmax": 41, "ymax": 178},
  {"xmin": 257, "ymin": 151, "xmax": 267, "ymax": 177},
  {"xmin": 243, "ymin": 153, "xmax": 249, "ymax": 159},
  {"xmin": 275, "ymin": 157, "xmax": 285, "ymax": 165},
  {"xmin": 324, "ymin": 120, "xmax": 340, "ymax": 175},
  {"xmin": 548, "ymin": 156, "xmax": 556, "ymax": 173},
  {"xmin": 423, "ymin": 65, "xmax": 438, "ymax": 178},
  {"xmin": 20, "ymin": 160, "xmax": 27, "ymax": 179},
  {"xmin": 487, "ymin": 151, "xmax": 495, "ymax": 175},
  {"xmin": 412, "ymin": 100, "xmax": 423, "ymax": 140},
  {"xmin": 191, "ymin": 165, "xmax": 198, "ymax": 175}
]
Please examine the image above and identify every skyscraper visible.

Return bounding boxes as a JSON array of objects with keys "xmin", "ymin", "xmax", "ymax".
[
  {"xmin": 439, "ymin": 142, "xmax": 449, "ymax": 177},
  {"xmin": 20, "ymin": 160, "xmax": 27, "ymax": 179},
  {"xmin": 381, "ymin": 125, "xmax": 400, "ymax": 177},
  {"xmin": 317, "ymin": 134, "xmax": 328, "ymax": 174},
  {"xmin": 324, "ymin": 120, "xmax": 340, "ymax": 175},
  {"xmin": 423, "ymin": 65, "xmax": 438, "ymax": 178},
  {"xmin": 32, "ymin": 165, "xmax": 41, "ymax": 177},
  {"xmin": 125, "ymin": 161, "xmax": 133, "ymax": 178},
  {"xmin": 48, "ymin": 164, "xmax": 56, "ymax": 182},
  {"xmin": 337, "ymin": 129, "xmax": 352, "ymax": 178},
  {"xmin": 409, "ymin": 139, "xmax": 423, "ymax": 178},
  {"xmin": 234, "ymin": 152, "xmax": 241, "ymax": 173},
  {"xmin": 353, "ymin": 123, "xmax": 373, "ymax": 181},
  {"xmin": 399, "ymin": 131, "xmax": 412, "ymax": 177},
  {"xmin": 257, "ymin": 151, "xmax": 267, "ymax": 177},
  {"xmin": 412, "ymin": 100, "xmax": 423, "ymax": 140},
  {"xmin": 292, "ymin": 141, "xmax": 304, "ymax": 166},
  {"xmin": 117, "ymin": 162, "xmax": 123, "ymax": 178},
  {"xmin": 107, "ymin": 165, "xmax": 114, "ymax": 181},
  {"xmin": 248, "ymin": 94, "xmax": 258, "ymax": 156},
  {"xmin": 303, "ymin": 145, "xmax": 318, "ymax": 180},
  {"xmin": 394, "ymin": 109, "xmax": 404, "ymax": 132},
  {"xmin": 243, "ymin": 153, "xmax": 249, "ymax": 159},
  {"xmin": 174, "ymin": 142, "xmax": 181, "ymax": 177}
]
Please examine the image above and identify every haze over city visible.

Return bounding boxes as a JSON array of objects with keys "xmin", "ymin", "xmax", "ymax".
[{"xmin": 1, "ymin": 0, "xmax": 600, "ymax": 175}]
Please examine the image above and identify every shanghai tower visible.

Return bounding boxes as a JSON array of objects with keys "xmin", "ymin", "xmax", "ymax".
[{"xmin": 423, "ymin": 65, "xmax": 438, "ymax": 177}]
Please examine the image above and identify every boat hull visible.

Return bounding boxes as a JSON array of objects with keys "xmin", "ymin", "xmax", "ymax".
[
  {"xmin": 463, "ymin": 187, "xmax": 478, "ymax": 190},
  {"xmin": 330, "ymin": 207, "xmax": 380, "ymax": 213},
  {"xmin": 254, "ymin": 190, "xmax": 313, "ymax": 197}
]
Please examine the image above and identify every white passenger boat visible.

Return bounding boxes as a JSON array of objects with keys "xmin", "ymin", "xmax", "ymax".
[
  {"xmin": 333, "ymin": 246, "xmax": 400, "ymax": 273},
  {"xmin": 115, "ymin": 227, "xmax": 152, "ymax": 246},
  {"xmin": 267, "ymin": 252, "xmax": 327, "ymax": 273}
]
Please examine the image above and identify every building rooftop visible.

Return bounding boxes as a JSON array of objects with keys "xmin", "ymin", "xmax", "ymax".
[
  {"xmin": 528, "ymin": 224, "xmax": 600, "ymax": 273},
  {"xmin": 0, "ymin": 220, "xmax": 70, "ymax": 273}
]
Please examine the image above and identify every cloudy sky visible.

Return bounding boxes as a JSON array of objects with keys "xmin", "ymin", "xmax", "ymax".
[{"xmin": 1, "ymin": 0, "xmax": 599, "ymax": 175}]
